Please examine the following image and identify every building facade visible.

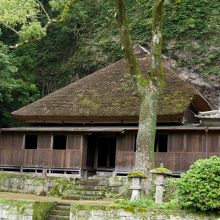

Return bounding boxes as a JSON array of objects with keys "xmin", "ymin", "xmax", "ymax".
[{"xmin": 0, "ymin": 55, "xmax": 219, "ymax": 176}]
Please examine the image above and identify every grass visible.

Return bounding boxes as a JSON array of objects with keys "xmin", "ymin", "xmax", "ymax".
[{"xmin": 0, "ymin": 192, "xmax": 114, "ymax": 205}]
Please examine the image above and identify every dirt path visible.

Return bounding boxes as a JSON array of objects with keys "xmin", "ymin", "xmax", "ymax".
[{"xmin": 0, "ymin": 192, "xmax": 114, "ymax": 205}]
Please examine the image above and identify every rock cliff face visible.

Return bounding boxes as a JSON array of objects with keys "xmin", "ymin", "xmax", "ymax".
[
  {"xmin": 162, "ymin": 55, "xmax": 220, "ymax": 110},
  {"xmin": 178, "ymin": 70, "xmax": 220, "ymax": 109},
  {"xmin": 136, "ymin": 46, "xmax": 220, "ymax": 110}
]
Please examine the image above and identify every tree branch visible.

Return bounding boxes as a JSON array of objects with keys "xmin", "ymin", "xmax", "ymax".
[
  {"xmin": 150, "ymin": 0, "xmax": 165, "ymax": 88},
  {"xmin": 36, "ymin": 0, "xmax": 51, "ymax": 22},
  {"xmin": 0, "ymin": 22, "xmax": 19, "ymax": 35},
  {"xmin": 115, "ymin": 0, "xmax": 146, "ymax": 96}
]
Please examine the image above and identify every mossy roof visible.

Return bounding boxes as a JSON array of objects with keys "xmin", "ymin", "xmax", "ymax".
[{"xmin": 12, "ymin": 56, "xmax": 211, "ymax": 122}]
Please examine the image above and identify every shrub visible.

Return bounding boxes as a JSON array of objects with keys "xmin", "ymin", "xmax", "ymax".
[
  {"xmin": 115, "ymin": 197, "xmax": 155, "ymax": 209},
  {"xmin": 48, "ymin": 178, "xmax": 73, "ymax": 197},
  {"xmin": 177, "ymin": 156, "xmax": 220, "ymax": 211},
  {"xmin": 33, "ymin": 201, "xmax": 56, "ymax": 220},
  {"xmin": 163, "ymin": 178, "xmax": 179, "ymax": 203}
]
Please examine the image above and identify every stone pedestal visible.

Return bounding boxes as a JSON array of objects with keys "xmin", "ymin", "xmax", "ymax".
[
  {"xmin": 155, "ymin": 174, "xmax": 165, "ymax": 204},
  {"xmin": 130, "ymin": 177, "xmax": 142, "ymax": 201},
  {"xmin": 151, "ymin": 166, "xmax": 172, "ymax": 204}
]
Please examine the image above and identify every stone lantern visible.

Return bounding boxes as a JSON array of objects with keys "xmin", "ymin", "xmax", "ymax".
[
  {"xmin": 128, "ymin": 171, "xmax": 147, "ymax": 201},
  {"xmin": 151, "ymin": 164, "xmax": 172, "ymax": 204}
]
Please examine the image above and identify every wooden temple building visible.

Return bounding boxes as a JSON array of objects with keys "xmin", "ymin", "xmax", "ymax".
[{"xmin": 0, "ymin": 54, "xmax": 219, "ymax": 176}]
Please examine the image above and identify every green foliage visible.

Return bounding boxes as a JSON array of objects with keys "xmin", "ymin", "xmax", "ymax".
[
  {"xmin": 127, "ymin": 171, "xmax": 147, "ymax": 179},
  {"xmin": 0, "ymin": 0, "xmax": 71, "ymax": 44},
  {"xmin": 163, "ymin": 0, "xmax": 220, "ymax": 76},
  {"xmin": 33, "ymin": 0, "xmax": 220, "ymax": 96},
  {"xmin": 32, "ymin": 201, "xmax": 56, "ymax": 220},
  {"xmin": 0, "ymin": 42, "xmax": 39, "ymax": 126},
  {"xmin": 48, "ymin": 178, "xmax": 73, "ymax": 197},
  {"xmin": 19, "ymin": 21, "xmax": 46, "ymax": 44},
  {"xmin": 0, "ymin": 0, "xmax": 39, "ymax": 26},
  {"xmin": 178, "ymin": 156, "xmax": 220, "ymax": 211},
  {"xmin": 115, "ymin": 197, "xmax": 179, "ymax": 212},
  {"xmin": 163, "ymin": 178, "xmax": 179, "ymax": 202},
  {"xmin": 34, "ymin": 0, "xmax": 122, "ymax": 94},
  {"xmin": 0, "ymin": 0, "xmax": 46, "ymax": 42},
  {"xmin": 49, "ymin": 0, "xmax": 69, "ymax": 12},
  {"xmin": 116, "ymin": 197, "xmax": 155, "ymax": 209},
  {"xmin": 0, "ymin": 199, "xmax": 55, "ymax": 219}
]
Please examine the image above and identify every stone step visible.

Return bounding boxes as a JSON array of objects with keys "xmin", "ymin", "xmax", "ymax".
[
  {"xmin": 72, "ymin": 190, "xmax": 106, "ymax": 196},
  {"xmin": 47, "ymin": 203, "xmax": 70, "ymax": 220},
  {"xmin": 56, "ymin": 203, "xmax": 71, "ymax": 206},
  {"xmin": 50, "ymin": 210, "xmax": 70, "ymax": 216},
  {"xmin": 55, "ymin": 205, "xmax": 71, "ymax": 211},
  {"xmin": 62, "ymin": 195, "xmax": 80, "ymax": 200},
  {"xmin": 74, "ymin": 185, "xmax": 109, "ymax": 191},
  {"xmin": 80, "ymin": 195, "xmax": 104, "ymax": 200},
  {"xmin": 63, "ymin": 190, "xmax": 106, "ymax": 198},
  {"xmin": 62, "ymin": 194, "xmax": 104, "ymax": 200},
  {"xmin": 48, "ymin": 214, "xmax": 69, "ymax": 220},
  {"xmin": 80, "ymin": 179, "xmax": 109, "ymax": 186}
]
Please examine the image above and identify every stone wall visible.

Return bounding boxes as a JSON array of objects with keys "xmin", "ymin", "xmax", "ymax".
[
  {"xmin": 70, "ymin": 207, "xmax": 213, "ymax": 220},
  {"xmin": 0, "ymin": 205, "xmax": 32, "ymax": 220},
  {"xmin": 0, "ymin": 200, "xmax": 55, "ymax": 220},
  {"xmin": 0, "ymin": 173, "xmax": 132, "ymax": 198},
  {"xmin": 0, "ymin": 174, "xmax": 48, "ymax": 195},
  {"xmin": 0, "ymin": 200, "xmax": 217, "ymax": 220}
]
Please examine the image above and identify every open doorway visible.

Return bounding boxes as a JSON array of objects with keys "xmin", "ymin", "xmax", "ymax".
[
  {"xmin": 97, "ymin": 137, "xmax": 116, "ymax": 168},
  {"xmin": 86, "ymin": 134, "xmax": 116, "ymax": 174},
  {"xmin": 154, "ymin": 134, "xmax": 168, "ymax": 152}
]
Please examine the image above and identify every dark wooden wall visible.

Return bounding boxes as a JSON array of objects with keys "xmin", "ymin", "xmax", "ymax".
[
  {"xmin": 156, "ymin": 131, "xmax": 220, "ymax": 172},
  {"xmin": 38, "ymin": 135, "xmax": 51, "ymax": 149},
  {"xmin": 0, "ymin": 130, "xmax": 220, "ymax": 173},
  {"xmin": 167, "ymin": 132, "xmax": 220, "ymax": 153},
  {"xmin": 0, "ymin": 133, "xmax": 84, "ymax": 170},
  {"xmin": 115, "ymin": 134, "xmax": 135, "ymax": 173},
  {"xmin": 156, "ymin": 152, "xmax": 220, "ymax": 173},
  {"xmin": 114, "ymin": 131, "xmax": 220, "ymax": 173},
  {"xmin": 0, "ymin": 134, "xmax": 23, "ymax": 149}
]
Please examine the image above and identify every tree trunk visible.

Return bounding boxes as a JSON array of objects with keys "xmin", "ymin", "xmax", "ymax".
[
  {"xmin": 115, "ymin": 0, "xmax": 165, "ymax": 175},
  {"xmin": 135, "ymin": 83, "xmax": 160, "ymax": 172},
  {"xmin": 134, "ymin": 0, "xmax": 165, "ymax": 173}
]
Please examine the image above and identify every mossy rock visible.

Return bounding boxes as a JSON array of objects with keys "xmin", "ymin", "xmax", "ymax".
[{"xmin": 127, "ymin": 171, "xmax": 147, "ymax": 179}]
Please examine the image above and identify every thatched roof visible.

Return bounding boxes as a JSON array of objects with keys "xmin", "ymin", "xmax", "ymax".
[
  {"xmin": 197, "ymin": 109, "xmax": 220, "ymax": 119},
  {"xmin": 196, "ymin": 109, "xmax": 220, "ymax": 126},
  {"xmin": 13, "ymin": 56, "xmax": 211, "ymax": 122}
]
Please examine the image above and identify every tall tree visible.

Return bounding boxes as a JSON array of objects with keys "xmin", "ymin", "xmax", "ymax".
[{"xmin": 115, "ymin": 0, "xmax": 165, "ymax": 172}]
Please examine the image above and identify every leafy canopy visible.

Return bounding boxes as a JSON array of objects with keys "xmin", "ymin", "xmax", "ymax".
[
  {"xmin": 0, "ymin": 0, "xmax": 71, "ymax": 44},
  {"xmin": 0, "ymin": 42, "xmax": 39, "ymax": 126}
]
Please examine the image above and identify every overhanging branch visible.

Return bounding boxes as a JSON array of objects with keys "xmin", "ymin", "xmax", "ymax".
[
  {"xmin": 115, "ymin": 0, "xmax": 146, "ymax": 96},
  {"xmin": 150, "ymin": 0, "xmax": 165, "ymax": 88},
  {"xmin": 0, "ymin": 22, "xmax": 18, "ymax": 35},
  {"xmin": 36, "ymin": 0, "xmax": 51, "ymax": 22}
]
